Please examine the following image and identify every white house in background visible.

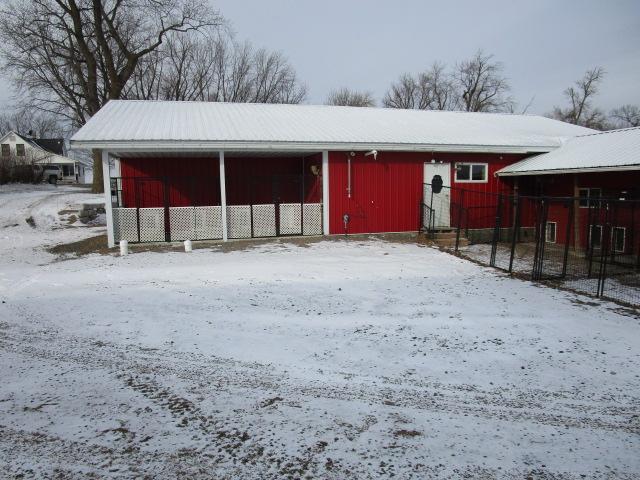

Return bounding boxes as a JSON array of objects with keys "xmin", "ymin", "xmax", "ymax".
[{"xmin": 0, "ymin": 130, "xmax": 91, "ymax": 183}]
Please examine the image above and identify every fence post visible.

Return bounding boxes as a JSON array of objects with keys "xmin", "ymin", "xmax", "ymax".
[
  {"xmin": 490, "ymin": 193, "xmax": 503, "ymax": 267},
  {"xmin": 561, "ymin": 199, "xmax": 574, "ymax": 278},
  {"xmin": 532, "ymin": 199, "xmax": 548, "ymax": 281},
  {"xmin": 597, "ymin": 202, "xmax": 611, "ymax": 297},
  {"xmin": 429, "ymin": 188, "xmax": 435, "ymax": 237},
  {"xmin": 163, "ymin": 176, "xmax": 170, "ymax": 242},
  {"xmin": 587, "ymin": 202, "xmax": 595, "ymax": 278},
  {"xmin": 508, "ymin": 193, "xmax": 520, "ymax": 273},
  {"xmin": 134, "ymin": 177, "xmax": 141, "ymax": 243},
  {"xmin": 455, "ymin": 189, "xmax": 465, "ymax": 252}
]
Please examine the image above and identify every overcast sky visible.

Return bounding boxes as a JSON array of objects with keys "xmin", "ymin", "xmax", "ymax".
[
  {"xmin": 0, "ymin": 0, "xmax": 638, "ymax": 116},
  {"xmin": 215, "ymin": 0, "xmax": 640, "ymax": 114}
]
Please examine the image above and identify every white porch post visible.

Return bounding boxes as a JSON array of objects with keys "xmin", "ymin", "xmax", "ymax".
[
  {"xmin": 101, "ymin": 150, "xmax": 115, "ymax": 248},
  {"xmin": 322, "ymin": 150, "xmax": 330, "ymax": 235},
  {"xmin": 219, "ymin": 150, "xmax": 228, "ymax": 241}
]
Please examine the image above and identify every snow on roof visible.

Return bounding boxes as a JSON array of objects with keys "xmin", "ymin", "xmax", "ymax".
[
  {"xmin": 497, "ymin": 127, "xmax": 640, "ymax": 176},
  {"xmin": 70, "ymin": 100, "xmax": 594, "ymax": 153}
]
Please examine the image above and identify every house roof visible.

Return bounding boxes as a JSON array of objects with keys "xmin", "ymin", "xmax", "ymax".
[
  {"xmin": 70, "ymin": 100, "xmax": 595, "ymax": 154},
  {"xmin": 31, "ymin": 138, "xmax": 65, "ymax": 155},
  {"xmin": 0, "ymin": 130, "xmax": 86, "ymax": 165},
  {"xmin": 497, "ymin": 127, "xmax": 640, "ymax": 176}
]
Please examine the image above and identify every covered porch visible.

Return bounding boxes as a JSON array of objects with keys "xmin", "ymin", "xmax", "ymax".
[{"xmin": 102, "ymin": 150, "xmax": 329, "ymax": 247}]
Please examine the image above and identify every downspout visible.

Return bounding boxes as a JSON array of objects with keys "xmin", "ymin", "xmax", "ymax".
[{"xmin": 347, "ymin": 151, "xmax": 355, "ymax": 198}]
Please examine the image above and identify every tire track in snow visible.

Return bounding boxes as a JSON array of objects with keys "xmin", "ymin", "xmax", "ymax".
[{"xmin": 0, "ymin": 317, "xmax": 638, "ymax": 436}]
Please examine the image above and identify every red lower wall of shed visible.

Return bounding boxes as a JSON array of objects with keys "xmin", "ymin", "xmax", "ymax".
[
  {"xmin": 120, "ymin": 157, "xmax": 220, "ymax": 208},
  {"xmin": 119, "ymin": 155, "xmax": 322, "ymax": 208},
  {"xmin": 328, "ymin": 151, "xmax": 525, "ymax": 235}
]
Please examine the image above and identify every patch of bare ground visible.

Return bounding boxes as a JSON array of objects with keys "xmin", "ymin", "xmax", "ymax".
[
  {"xmin": 393, "ymin": 429, "xmax": 422, "ymax": 438},
  {"xmin": 46, "ymin": 232, "xmax": 426, "ymax": 259},
  {"xmin": 47, "ymin": 235, "xmax": 111, "ymax": 259}
]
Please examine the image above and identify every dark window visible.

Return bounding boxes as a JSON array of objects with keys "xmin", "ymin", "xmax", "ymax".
[
  {"xmin": 613, "ymin": 227, "xmax": 626, "ymax": 253},
  {"xmin": 545, "ymin": 222, "xmax": 557, "ymax": 243},
  {"xmin": 16, "ymin": 144, "xmax": 25, "ymax": 156},
  {"xmin": 590, "ymin": 225, "xmax": 603, "ymax": 249},
  {"xmin": 1, "ymin": 144, "xmax": 9, "ymax": 157},
  {"xmin": 62, "ymin": 165, "xmax": 73, "ymax": 176},
  {"xmin": 456, "ymin": 164, "xmax": 470, "ymax": 181},
  {"xmin": 455, "ymin": 163, "xmax": 487, "ymax": 182},
  {"xmin": 579, "ymin": 187, "xmax": 602, "ymax": 207}
]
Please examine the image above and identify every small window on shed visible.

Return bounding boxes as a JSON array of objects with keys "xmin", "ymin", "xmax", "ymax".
[
  {"xmin": 590, "ymin": 225, "xmax": 603, "ymax": 249},
  {"xmin": 16, "ymin": 144, "xmax": 25, "ymax": 157},
  {"xmin": 1, "ymin": 144, "xmax": 9, "ymax": 157},
  {"xmin": 455, "ymin": 163, "xmax": 487, "ymax": 183},
  {"xmin": 545, "ymin": 221, "xmax": 557, "ymax": 243},
  {"xmin": 613, "ymin": 227, "xmax": 626, "ymax": 253},
  {"xmin": 579, "ymin": 187, "xmax": 602, "ymax": 208}
]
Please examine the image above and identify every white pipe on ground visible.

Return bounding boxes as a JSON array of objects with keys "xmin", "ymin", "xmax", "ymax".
[
  {"xmin": 184, "ymin": 240, "xmax": 192, "ymax": 252},
  {"xmin": 119, "ymin": 240, "xmax": 128, "ymax": 256}
]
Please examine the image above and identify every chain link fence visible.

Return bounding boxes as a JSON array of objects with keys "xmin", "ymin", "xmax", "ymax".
[{"xmin": 422, "ymin": 184, "xmax": 640, "ymax": 307}]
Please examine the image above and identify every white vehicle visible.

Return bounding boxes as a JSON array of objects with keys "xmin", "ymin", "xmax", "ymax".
[{"xmin": 34, "ymin": 164, "xmax": 63, "ymax": 184}]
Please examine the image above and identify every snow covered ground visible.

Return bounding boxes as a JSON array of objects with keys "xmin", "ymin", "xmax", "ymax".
[{"xmin": 1, "ymin": 186, "xmax": 639, "ymax": 479}]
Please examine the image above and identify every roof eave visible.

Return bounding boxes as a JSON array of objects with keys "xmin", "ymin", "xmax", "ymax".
[
  {"xmin": 497, "ymin": 164, "xmax": 640, "ymax": 176},
  {"xmin": 69, "ymin": 139, "xmax": 557, "ymax": 155}
]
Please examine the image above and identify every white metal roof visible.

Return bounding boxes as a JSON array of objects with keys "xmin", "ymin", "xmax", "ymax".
[
  {"xmin": 70, "ymin": 100, "xmax": 594, "ymax": 153},
  {"xmin": 497, "ymin": 127, "xmax": 640, "ymax": 176}
]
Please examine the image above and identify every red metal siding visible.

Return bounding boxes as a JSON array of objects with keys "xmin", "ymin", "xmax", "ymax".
[
  {"xmin": 224, "ymin": 155, "xmax": 321, "ymax": 205},
  {"xmin": 518, "ymin": 170, "xmax": 640, "ymax": 249},
  {"xmin": 120, "ymin": 157, "xmax": 220, "ymax": 208},
  {"xmin": 119, "ymin": 155, "xmax": 322, "ymax": 209},
  {"xmin": 328, "ymin": 151, "xmax": 526, "ymax": 235}
]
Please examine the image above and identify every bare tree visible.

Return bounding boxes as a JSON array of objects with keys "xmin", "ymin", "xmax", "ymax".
[
  {"xmin": 383, "ymin": 73, "xmax": 420, "ymax": 109},
  {"xmin": 326, "ymin": 88, "xmax": 375, "ymax": 107},
  {"xmin": 383, "ymin": 63, "xmax": 457, "ymax": 110},
  {"xmin": 454, "ymin": 50, "xmax": 513, "ymax": 112},
  {"xmin": 424, "ymin": 62, "xmax": 457, "ymax": 110},
  {"xmin": 609, "ymin": 105, "xmax": 640, "ymax": 128},
  {"xmin": 0, "ymin": 108, "xmax": 65, "ymax": 138},
  {"xmin": 384, "ymin": 56, "xmax": 513, "ymax": 112},
  {"xmin": 550, "ymin": 67, "xmax": 608, "ymax": 129},
  {"xmin": 123, "ymin": 33, "xmax": 307, "ymax": 104},
  {"xmin": 0, "ymin": 0, "xmax": 222, "ymax": 192}
]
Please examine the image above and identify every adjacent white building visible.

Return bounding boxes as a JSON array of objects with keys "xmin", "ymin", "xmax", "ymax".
[{"xmin": 0, "ymin": 130, "xmax": 91, "ymax": 183}]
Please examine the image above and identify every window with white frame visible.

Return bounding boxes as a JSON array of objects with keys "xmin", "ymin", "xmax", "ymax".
[
  {"xmin": 589, "ymin": 224, "xmax": 603, "ymax": 249},
  {"xmin": 612, "ymin": 227, "xmax": 626, "ymax": 253},
  {"xmin": 15, "ymin": 144, "xmax": 25, "ymax": 157},
  {"xmin": 545, "ymin": 221, "xmax": 557, "ymax": 243},
  {"xmin": 1, "ymin": 144, "xmax": 9, "ymax": 157},
  {"xmin": 578, "ymin": 188, "xmax": 602, "ymax": 208},
  {"xmin": 455, "ymin": 163, "xmax": 488, "ymax": 183}
]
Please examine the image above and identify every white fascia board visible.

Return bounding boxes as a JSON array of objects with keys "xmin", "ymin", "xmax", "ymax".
[
  {"xmin": 496, "ymin": 164, "xmax": 640, "ymax": 176},
  {"xmin": 69, "ymin": 140, "xmax": 557, "ymax": 155}
]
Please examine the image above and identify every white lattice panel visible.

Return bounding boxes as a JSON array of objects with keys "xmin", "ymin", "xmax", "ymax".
[
  {"xmin": 279, "ymin": 203, "xmax": 302, "ymax": 235},
  {"xmin": 139, "ymin": 208, "xmax": 165, "ymax": 242},
  {"xmin": 303, "ymin": 203, "xmax": 323, "ymax": 235},
  {"xmin": 113, "ymin": 208, "xmax": 138, "ymax": 242},
  {"xmin": 169, "ymin": 207, "xmax": 195, "ymax": 241},
  {"xmin": 227, "ymin": 205, "xmax": 251, "ymax": 239},
  {"xmin": 252, "ymin": 204, "xmax": 276, "ymax": 237},
  {"xmin": 194, "ymin": 206, "xmax": 223, "ymax": 240}
]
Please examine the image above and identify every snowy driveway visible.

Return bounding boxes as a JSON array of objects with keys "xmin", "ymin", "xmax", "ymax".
[{"xmin": 1, "ymin": 187, "xmax": 639, "ymax": 479}]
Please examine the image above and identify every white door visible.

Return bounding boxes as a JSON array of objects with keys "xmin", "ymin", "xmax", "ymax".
[{"xmin": 423, "ymin": 163, "xmax": 451, "ymax": 229}]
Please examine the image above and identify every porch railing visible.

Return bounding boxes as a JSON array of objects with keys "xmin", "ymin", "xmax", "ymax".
[{"xmin": 110, "ymin": 176, "xmax": 322, "ymax": 243}]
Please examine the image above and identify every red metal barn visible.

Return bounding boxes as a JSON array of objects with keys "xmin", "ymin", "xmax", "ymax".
[
  {"xmin": 497, "ymin": 127, "xmax": 640, "ymax": 253},
  {"xmin": 69, "ymin": 100, "xmax": 597, "ymax": 247}
]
